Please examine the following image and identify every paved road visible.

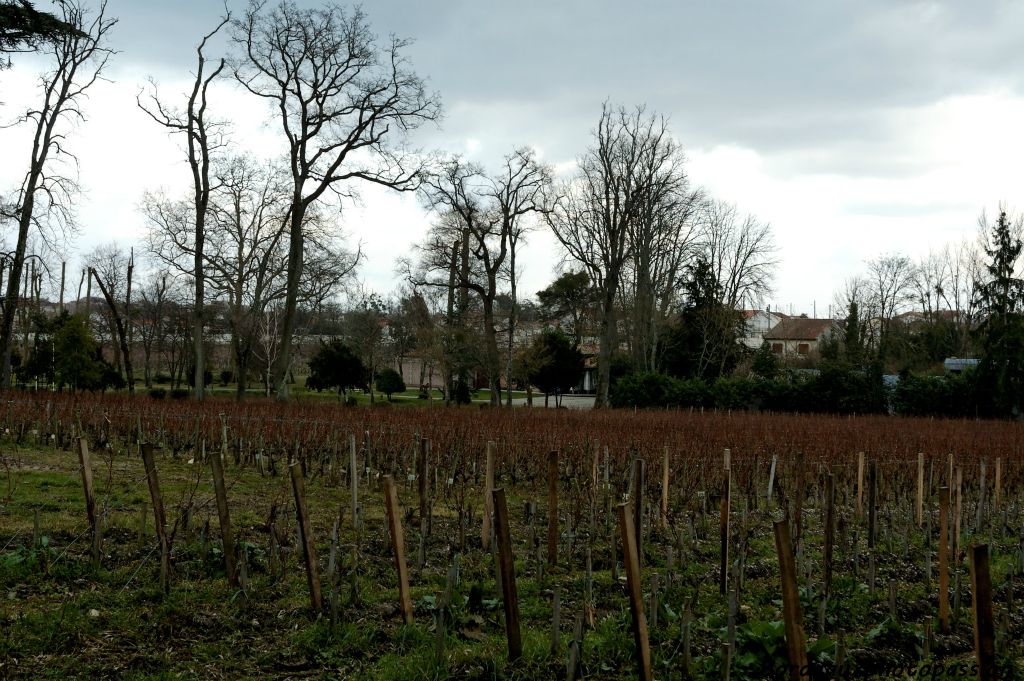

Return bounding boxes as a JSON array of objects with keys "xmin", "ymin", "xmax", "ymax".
[{"xmin": 506, "ymin": 394, "xmax": 596, "ymax": 409}]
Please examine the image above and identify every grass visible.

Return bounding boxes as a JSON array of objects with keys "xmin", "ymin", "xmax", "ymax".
[{"xmin": 1, "ymin": 433, "xmax": 1022, "ymax": 679}]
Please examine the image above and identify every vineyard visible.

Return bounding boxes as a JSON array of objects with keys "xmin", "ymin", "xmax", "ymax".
[{"xmin": 1, "ymin": 392, "xmax": 1022, "ymax": 679}]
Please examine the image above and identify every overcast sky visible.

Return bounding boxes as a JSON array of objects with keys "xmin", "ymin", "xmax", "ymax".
[{"xmin": 3, "ymin": 0, "xmax": 1024, "ymax": 316}]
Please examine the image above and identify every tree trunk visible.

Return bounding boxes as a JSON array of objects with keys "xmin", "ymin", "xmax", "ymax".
[
  {"xmin": 594, "ymin": 286, "xmax": 617, "ymax": 408},
  {"xmin": 482, "ymin": 297, "xmax": 501, "ymax": 407},
  {"xmin": 271, "ymin": 203, "xmax": 306, "ymax": 400},
  {"xmin": 0, "ymin": 188, "xmax": 35, "ymax": 388}
]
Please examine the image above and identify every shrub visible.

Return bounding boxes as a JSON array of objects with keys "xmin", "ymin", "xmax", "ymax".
[
  {"xmin": 148, "ymin": 388, "xmax": 167, "ymax": 400},
  {"xmin": 375, "ymin": 368, "xmax": 406, "ymax": 401}
]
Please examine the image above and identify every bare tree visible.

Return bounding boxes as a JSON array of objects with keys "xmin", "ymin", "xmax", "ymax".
[
  {"xmin": 410, "ymin": 150, "xmax": 550, "ymax": 406},
  {"xmin": 701, "ymin": 199, "xmax": 777, "ymax": 310},
  {"xmin": 546, "ymin": 103, "xmax": 679, "ymax": 407},
  {"xmin": 85, "ymin": 242, "xmax": 134, "ymax": 390},
  {"xmin": 138, "ymin": 13, "xmax": 230, "ymax": 401},
  {"xmin": 622, "ymin": 138, "xmax": 701, "ymax": 371},
  {"xmin": 0, "ymin": 0, "xmax": 115, "ymax": 389},
  {"xmin": 204, "ymin": 155, "xmax": 290, "ymax": 400},
  {"xmin": 866, "ymin": 253, "xmax": 917, "ymax": 360},
  {"xmin": 135, "ymin": 268, "xmax": 172, "ymax": 387},
  {"xmin": 232, "ymin": 1, "xmax": 440, "ymax": 399}
]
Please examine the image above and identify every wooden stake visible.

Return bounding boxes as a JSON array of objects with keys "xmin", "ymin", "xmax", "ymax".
[
  {"xmin": 856, "ymin": 451, "xmax": 865, "ymax": 520},
  {"xmin": 350, "ymin": 434, "xmax": 358, "ymax": 529},
  {"xmin": 632, "ymin": 458, "xmax": 644, "ymax": 566},
  {"xmin": 955, "ymin": 467, "xmax": 963, "ymax": 560},
  {"xmin": 548, "ymin": 450, "xmax": 559, "ymax": 566},
  {"xmin": 383, "ymin": 476, "xmax": 414, "ymax": 625},
  {"xmin": 660, "ymin": 445, "xmax": 670, "ymax": 529},
  {"xmin": 969, "ymin": 544, "xmax": 996, "ymax": 680},
  {"xmin": 482, "ymin": 441, "xmax": 495, "ymax": 550},
  {"xmin": 867, "ymin": 460, "xmax": 878, "ymax": 549},
  {"xmin": 289, "ymin": 461, "xmax": 323, "ymax": 614},
  {"xmin": 77, "ymin": 438, "xmax": 100, "ymax": 566},
  {"xmin": 767, "ymin": 455, "xmax": 777, "ymax": 506},
  {"xmin": 209, "ymin": 434, "xmax": 237, "ymax": 586},
  {"xmin": 493, "ymin": 487, "xmax": 522, "ymax": 662},
  {"xmin": 618, "ymin": 502, "xmax": 652, "ymax": 681},
  {"xmin": 938, "ymin": 486, "xmax": 950, "ymax": 633},
  {"xmin": 916, "ymin": 452, "xmax": 924, "ymax": 528},
  {"xmin": 823, "ymin": 473, "xmax": 835, "ymax": 597},
  {"xmin": 720, "ymin": 467, "xmax": 730, "ymax": 596},
  {"xmin": 418, "ymin": 437, "xmax": 429, "ymax": 531},
  {"xmin": 994, "ymin": 457, "xmax": 1002, "ymax": 512},
  {"xmin": 774, "ymin": 518, "xmax": 808, "ymax": 681},
  {"xmin": 140, "ymin": 442, "xmax": 169, "ymax": 593}
]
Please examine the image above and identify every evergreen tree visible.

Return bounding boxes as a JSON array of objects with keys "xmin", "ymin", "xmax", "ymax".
[
  {"xmin": 974, "ymin": 209, "xmax": 1024, "ymax": 417},
  {"xmin": 843, "ymin": 301, "xmax": 864, "ymax": 367}
]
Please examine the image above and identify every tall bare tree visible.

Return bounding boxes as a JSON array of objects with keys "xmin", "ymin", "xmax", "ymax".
[
  {"xmin": 866, "ymin": 253, "xmax": 917, "ymax": 361},
  {"xmin": 701, "ymin": 199, "xmax": 777, "ymax": 311},
  {"xmin": 207, "ymin": 155, "xmax": 361, "ymax": 398},
  {"xmin": 0, "ymin": 0, "xmax": 115, "ymax": 389},
  {"xmin": 138, "ymin": 14, "xmax": 230, "ymax": 401},
  {"xmin": 546, "ymin": 103, "xmax": 677, "ymax": 407},
  {"xmin": 85, "ymin": 242, "xmax": 134, "ymax": 390},
  {"xmin": 232, "ymin": 1, "xmax": 440, "ymax": 399},
  {"xmin": 409, "ymin": 149, "xmax": 550, "ymax": 406},
  {"xmin": 622, "ymin": 138, "xmax": 701, "ymax": 371}
]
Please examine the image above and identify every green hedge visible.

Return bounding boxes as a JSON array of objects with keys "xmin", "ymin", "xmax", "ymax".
[{"xmin": 611, "ymin": 367, "xmax": 980, "ymax": 418}]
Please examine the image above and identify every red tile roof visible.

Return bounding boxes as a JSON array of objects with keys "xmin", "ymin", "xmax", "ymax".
[{"xmin": 763, "ymin": 318, "xmax": 835, "ymax": 341}]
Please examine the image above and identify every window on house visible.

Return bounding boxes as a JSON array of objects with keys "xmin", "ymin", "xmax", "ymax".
[
  {"xmin": 797, "ymin": 343, "xmax": 809, "ymax": 355},
  {"xmin": 771, "ymin": 343, "xmax": 783, "ymax": 354}
]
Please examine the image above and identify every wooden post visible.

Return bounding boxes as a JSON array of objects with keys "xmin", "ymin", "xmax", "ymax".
[
  {"xmin": 976, "ymin": 459, "xmax": 987, "ymax": 532},
  {"xmin": 720, "ymin": 467, "xmax": 730, "ymax": 596},
  {"xmin": 140, "ymin": 442, "xmax": 169, "ymax": 593},
  {"xmin": 916, "ymin": 452, "xmax": 925, "ymax": 528},
  {"xmin": 383, "ymin": 476, "xmax": 414, "ymax": 625},
  {"xmin": 551, "ymin": 589, "xmax": 561, "ymax": 655},
  {"xmin": 493, "ymin": 487, "xmax": 522, "ymax": 662},
  {"xmin": 660, "ymin": 446, "xmax": 670, "ymax": 529},
  {"xmin": 482, "ymin": 441, "xmax": 495, "ymax": 550},
  {"xmin": 938, "ymin": 486, "xmax": 950, "ymax": 633},
  {"xmin": 632, "ymin": 458, "xmax": 645, "ymax": 565},
  {"xmin": 867, "ymin": 460, "xmax": 878, "ymax": 549},
  {"xmin": 77, "ymin": 437, "xmax": 97, "ymax": 531},
  {"xmin": 954, "ymin": 467, "xmax": 963, "ymax": 560},
  {"xmin": 856, "ymin": 451, "xmax": 865, "ymax": 520},
  {"xmin": 418, "ymin": 437, "xmax": 429, "ymax": 530},
  {"xmin": 994, "ymin": 457, "xmax": 1002, "ymax": 512},
  {"xmin": 969, "ymin": 544, "xmax": 996, "ymax": 681},
  {"xmin": 618, "ymin": 502, "xmax": 653, "ymax": 681},
  {"xmin": 209, "ymin": 434, "xmax": 237, "ymax": 586},
  {"xmin": 350, "ymin": 434, "xmax": 358, "ymax": 529},
  {"xmin": 548, "ymin": 450, "xmax": 559, "ymax": 566},
  {"xmin": 77, "ymin": 438, "xmax": 100, "ymax": 566},
  {"xmin": 823, "ymin": 473, "xmax": 835, "ymax": 597},
  {"xmin": 289, "ymin": 461, "xmax": 323, "ymax": 615},
  {"xmin": 774, "ymin": 519, "xmax": 808, "ymax": 681},
  {"xmin": 767, "ymin": 455, "xmax": 777, "ymax": 506}
]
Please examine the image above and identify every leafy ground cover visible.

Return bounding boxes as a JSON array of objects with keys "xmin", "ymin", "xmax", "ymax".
[{"xmin": 0, "ymin": 392, "xmax": 1022, "ymax": 679}]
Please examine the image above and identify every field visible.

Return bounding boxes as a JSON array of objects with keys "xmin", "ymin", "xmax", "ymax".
[{"xmin": 0, "ymin": 392, "xmax": 1022, "ymax": 679}]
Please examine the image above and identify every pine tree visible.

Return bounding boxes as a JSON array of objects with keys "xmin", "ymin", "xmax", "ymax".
[{"xmin": 975, "ymin": 209, "xmax": 1024, "ymax": 417}]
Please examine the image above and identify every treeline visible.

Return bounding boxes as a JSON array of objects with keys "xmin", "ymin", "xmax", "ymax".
[
  {"xmin": 610, "ymin": 367, "xmax": 980, "ymax": 418},
  {"xmin": 611, "ymin": 208, "xmax": 1024, "ymax": 420}
]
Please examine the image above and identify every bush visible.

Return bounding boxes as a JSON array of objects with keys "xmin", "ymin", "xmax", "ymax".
[
  {"xmin": 170, "ymin": 388, "xmax": 190, "ymax": 400},
  {"xmin": 375, "ymin": 368, "xmax": 406, "ymax": 401},
  {"xmin": 219, "ymin": 370, "xmax": 233, "ymax": 387},
  {"xmin": 148, "ymin": 388, "xmax": 167, "ymax": 400}
]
